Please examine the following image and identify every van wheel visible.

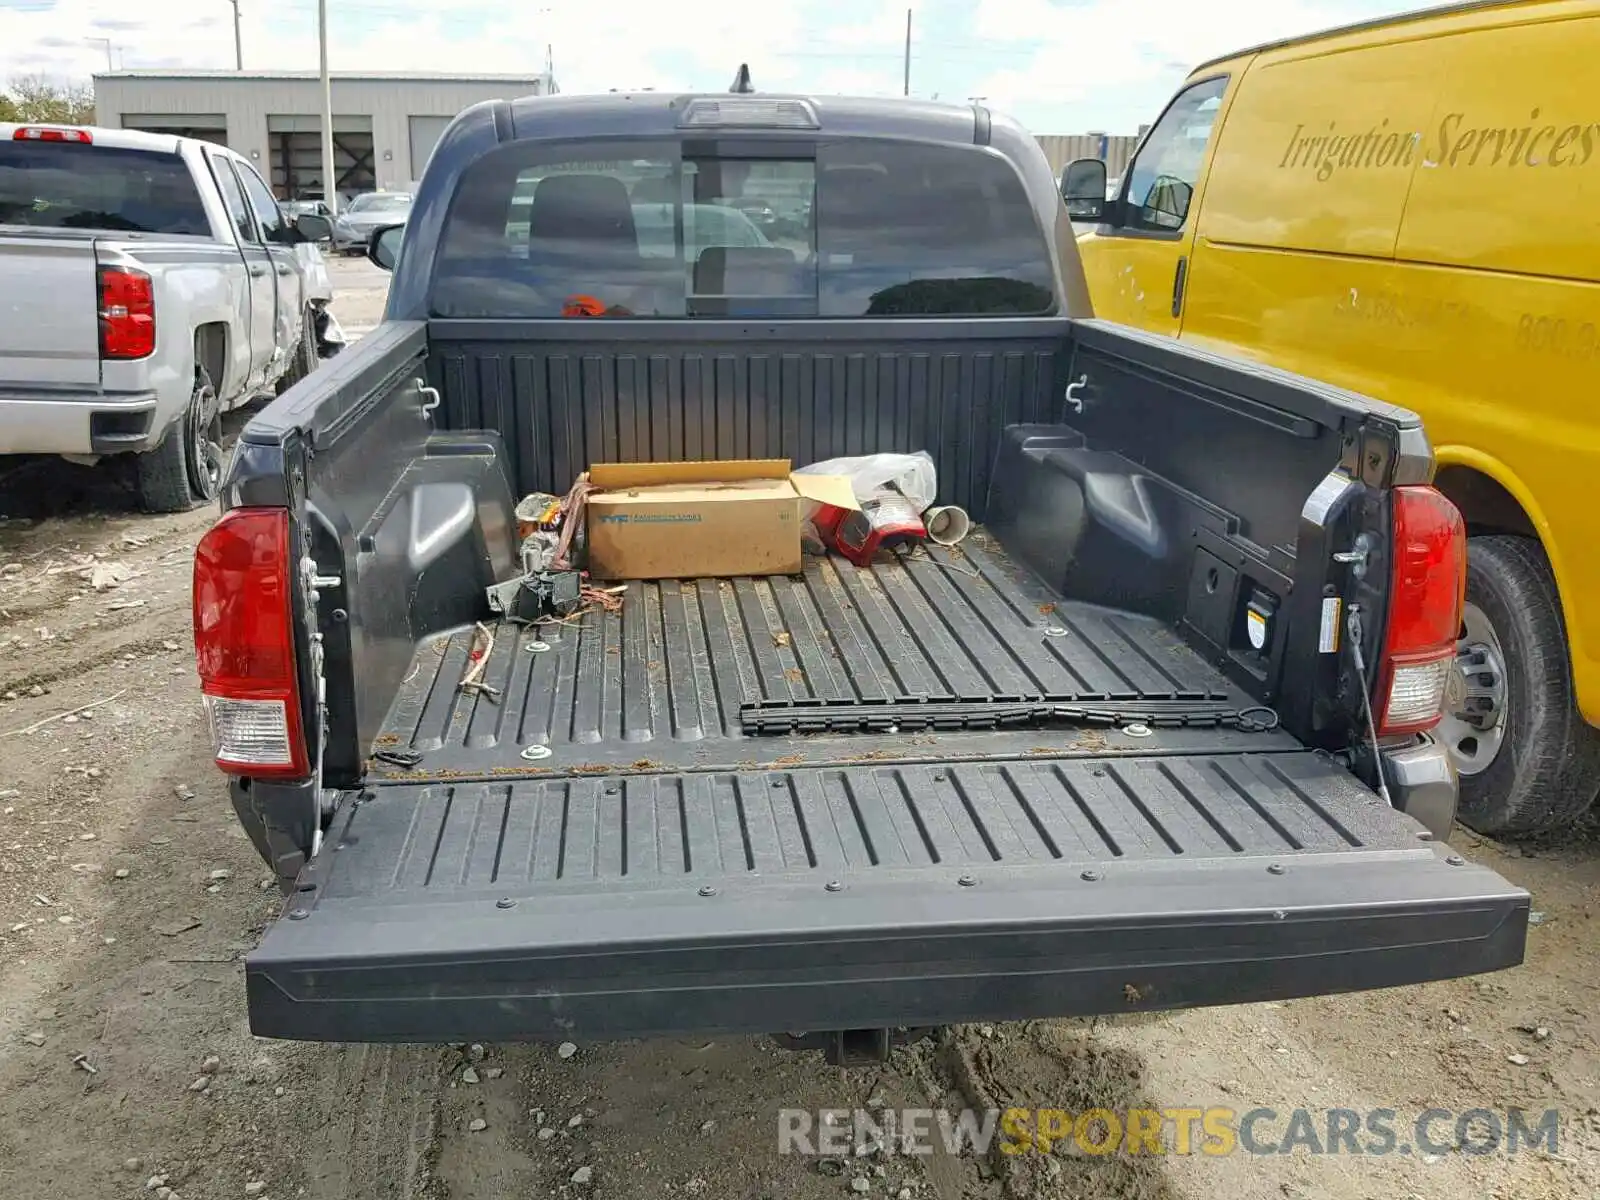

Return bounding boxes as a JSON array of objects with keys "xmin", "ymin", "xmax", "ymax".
[
  {"xmin": 1449, "ymin": 535, "xmax": 1600, "ymax": 834},
  {"xmin": 136, "ymin": 365, "xmax": 221, "ymax": 513}
]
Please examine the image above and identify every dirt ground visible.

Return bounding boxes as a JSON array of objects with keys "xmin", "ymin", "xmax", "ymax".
[{"xmin": 1, "ymin": 259, "xmax": 1597, "ymax": 1200}]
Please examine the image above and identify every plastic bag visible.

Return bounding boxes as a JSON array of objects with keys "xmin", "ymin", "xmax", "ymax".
[{"xmin": 794, "ymin": 451, "xmax": 937, "ymax": 512}]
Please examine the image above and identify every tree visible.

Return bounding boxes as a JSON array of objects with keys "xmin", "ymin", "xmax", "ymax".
[{"xmin": 3, "ymin": 76, "xmax": 95, "ymax": 125}]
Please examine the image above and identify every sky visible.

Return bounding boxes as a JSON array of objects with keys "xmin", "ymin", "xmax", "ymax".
[{"xmin": 1, "ymin": 0, "xmax": 1423, "ymax": 133}]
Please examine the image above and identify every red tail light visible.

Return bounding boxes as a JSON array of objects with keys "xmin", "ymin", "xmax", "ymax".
[
  {"xmin": 98, "ymin": 265, "xmax": 156, "ymax": 359},
  {"xmin": 193, "ymin": 509, "xmax": 310, "ymax": 778},
  {"xmin": 13, "ymin": 126, "xmax": 92, "ymax": 143},
  {"xmin": 1375, "ymin": 485, "xmax": 1467, "ymax": 736}
]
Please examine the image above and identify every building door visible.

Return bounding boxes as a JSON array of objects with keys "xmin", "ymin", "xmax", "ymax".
[
  {"xmin": 123, "ymin": 113, "xmax": 228, "ymax": 145},
  {"xmin": 267, "ymin": 115, "xmax": 375, "ymax": 201},
  {"xmin": 408, "ymin": 115, "xmax": 452, "ymax": 185}
]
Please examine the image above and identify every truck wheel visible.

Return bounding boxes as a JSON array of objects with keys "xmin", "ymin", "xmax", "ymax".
[
  {"xmin": 1447, "ymin": 535, "xmax": 1600, "ymax": 834},
  {"xmin": 136, "ymin": 365, "xmax": 222, "ymax": 513},
  {"xmin": 277, "ymin": 308, "xmax": 320, "ymax": 395}
]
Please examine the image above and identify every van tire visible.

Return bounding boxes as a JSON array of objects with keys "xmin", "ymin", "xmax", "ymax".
[
  {"xmin": 136, "ymin": 365, "xmax": 222, "ymax": 513},
  {"xmin": 1452, "ymin": 535, "xmax": 1600, "ymax": 835}
]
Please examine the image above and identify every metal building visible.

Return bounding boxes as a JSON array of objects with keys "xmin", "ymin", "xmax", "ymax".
[
  {"xmin": 1034, "ymin": 131, "xmax": 1148, "ymax": 181},
  {"xmin": 91, "ymin": 70, "xmax": 556, "ymax": 200}
]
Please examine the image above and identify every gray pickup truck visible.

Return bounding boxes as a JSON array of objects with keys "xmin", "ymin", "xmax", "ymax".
[
  {"xmin": 196, "ymin": 89, "xmax": 1527, "ymax": 1060},
  {"xmin": 0, "ymin": 124, "xmax": 338, "ymax": 511}
]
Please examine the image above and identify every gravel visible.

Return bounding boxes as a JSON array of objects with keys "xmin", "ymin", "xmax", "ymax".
[
  {"xmin": 571, "ymin": 1166, "xmax": 594, "ymax": 1185},
  {"xmin": 468, "ymin": 1117, "xmax": 487, "ymax": 1132}
]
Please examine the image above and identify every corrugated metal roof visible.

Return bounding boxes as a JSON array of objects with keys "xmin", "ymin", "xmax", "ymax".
[{"xmin": 94, "ymin": 70, "xmax": 553, "ymax": 83}]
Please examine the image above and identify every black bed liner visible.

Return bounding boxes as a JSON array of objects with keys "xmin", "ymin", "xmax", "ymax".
[
  {"xmin": 247, "ymin": 537, "xmax": 1529, "ymax": 1044},
  {"xmin": 250, "ymin": 749, "xmax": 1526, "ymax": 1042},
  {"xmin": 372, "ymin": 535, "xmax": 1257, "ymax": 780}
]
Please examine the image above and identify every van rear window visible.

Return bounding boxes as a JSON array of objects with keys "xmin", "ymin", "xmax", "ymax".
[
  {"xmin": 431, "ymin": 138, "xmax": 1057, "ymax": 318},
  {"xmin": 0, "ymin": 141, "xmax": 209, "ymax": 235}
]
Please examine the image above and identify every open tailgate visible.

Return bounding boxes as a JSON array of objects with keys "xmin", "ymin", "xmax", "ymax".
[{"xmin": 247, "ymin": 751, "xmax": 1527, "ymax": 1043}]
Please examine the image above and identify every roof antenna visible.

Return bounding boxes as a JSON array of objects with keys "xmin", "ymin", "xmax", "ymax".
[{"xmin": 730, "ymin": 63, "xmax": 754, "ymax": 93}]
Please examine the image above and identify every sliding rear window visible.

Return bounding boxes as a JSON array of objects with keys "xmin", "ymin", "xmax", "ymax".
[
  {"xmin": 430, "ymin": 137, "xmax": 1057, "ymax": 318},
  {"xmin": 0, "ymin": 141, "xmax": 209, "ymax": 235}
]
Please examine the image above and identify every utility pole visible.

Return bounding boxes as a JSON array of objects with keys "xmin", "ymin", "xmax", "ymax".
[
  {"xmin": 903, "ymin": 9, "xmax": 911, "ymax": 97},
  {"xmin": 318, "ymin": 0, "xmax": 337, "ymax": 214},
  {"xmin": 227, "ymin": 0, "xmax": 243, "ymax": 69},
  {"xmin": 86, "ymin": 37, "xmax": 114, "ymax": 72}
]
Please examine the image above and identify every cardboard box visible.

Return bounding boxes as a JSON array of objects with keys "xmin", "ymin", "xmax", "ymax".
[{"xmin": 586, "ymin": 459, "xmax": 858, "ymax": 580}]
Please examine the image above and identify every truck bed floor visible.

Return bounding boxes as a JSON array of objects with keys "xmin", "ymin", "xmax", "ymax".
[{"xmin": 373, "ymin": 532, "xmax": 1262, "ymax": 780}]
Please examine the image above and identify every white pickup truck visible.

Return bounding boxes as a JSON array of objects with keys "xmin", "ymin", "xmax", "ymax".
[{"xmin": 0, "ymin": 123, "xmax": 340, "ymax": 511}]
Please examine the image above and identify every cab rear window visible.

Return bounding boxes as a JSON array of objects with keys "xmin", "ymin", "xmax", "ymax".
[
  {"xmin": 0, "ymin": 141, "xmax": 209, "ymax": 235},
  {"xmin": 431, "ymin": 137, "xmax": 1057, "ymax": 318}
]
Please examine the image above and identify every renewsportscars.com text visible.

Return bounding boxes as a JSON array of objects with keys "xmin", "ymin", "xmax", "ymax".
[{"xmin": 778, "ymin": 1106, "xmax": 1561, "ymax": 1158}]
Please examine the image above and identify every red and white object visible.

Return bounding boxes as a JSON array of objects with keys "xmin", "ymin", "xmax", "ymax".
[
  {"xmin": 1374, "ymin": 485, "xmax": 1467, "ymax": 736},
  {"xmin": 816, "ymin": 494, "xmax": 927, "ymax": 567},
  {"xmin": 97, "ymin": 265, "xmax": 155, "ymax": 360},
  {"xmin": 12, "ymin": 126, "xmax": 92, "ymax": 143},
  {"xmin": 193, "ymin": 508, "xmax": 309, "ymax": 776}
]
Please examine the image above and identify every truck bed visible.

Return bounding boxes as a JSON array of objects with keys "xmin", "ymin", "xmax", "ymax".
[
  {"xmin": 248, "ymin": 535, "xmax": 1529, "ymax": 1043},
  {"xmin": 371, "ymin": 532, "xmax": 1262, "ymax": 776}
]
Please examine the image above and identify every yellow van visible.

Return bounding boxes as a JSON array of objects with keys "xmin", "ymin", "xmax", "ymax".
[{"xmin": 1068, "ymin": 0, "xmax": 1600, "ymax": 835}]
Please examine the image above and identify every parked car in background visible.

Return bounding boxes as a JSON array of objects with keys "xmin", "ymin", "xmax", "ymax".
[
  {"xmin": 0, "ymin": 123, "xmax": 333, "ymax": 511},
  {"xmin": 721, "ymin": 195, "xmax": 779, "ymax": 231},
  {"xmin": 282, "ymin": 198, "xmax": 332, "ymax": 238},
  {"xmin": 331, "ymin": 190, "xmax": 412, "ymax": 255},
  {"xmin": 1066, "ymin": 0, "xmax": 1600, "ymax": 838},
  {"xmin": 283, "ymin": 198, "xmax": 331, "ymax": 220}
]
